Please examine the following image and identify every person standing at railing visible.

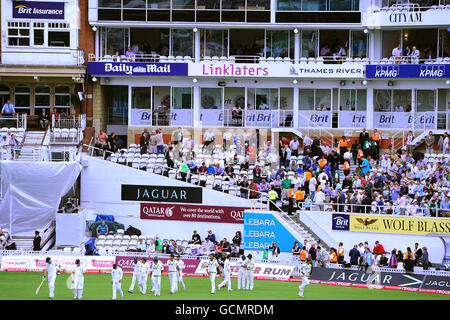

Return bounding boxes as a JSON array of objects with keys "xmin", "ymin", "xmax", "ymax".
[
  {"xmin": 406, "ymin": 131, "xmax": 414, "ymax": 154},
  {"xmin": 392, "ymin": 44, "xmax": 402, "ymax": 64},
  {"xmin": 442, "ymin": 132, "xmax": 449, "ymax": 154},
  {"xmin": 411, "ymin": 46, "xmax": 420, "ymax": 64},
  {"xmin": 1, "ymin": 100, "xmax": 15, "ymax": 116},
  {"xmin": 425, "ymin": 131, "xmax": 435, "ymax": 154}
]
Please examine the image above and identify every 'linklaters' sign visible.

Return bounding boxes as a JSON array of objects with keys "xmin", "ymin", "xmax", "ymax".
[{"xmin": 13, "ymin": 1, "xmax": 65, "ymax": 19}]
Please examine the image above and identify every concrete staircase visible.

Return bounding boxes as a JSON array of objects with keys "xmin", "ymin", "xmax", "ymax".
[{"xmin": 17, "ymin": 131, "xmax": 45, "ymax": 161}]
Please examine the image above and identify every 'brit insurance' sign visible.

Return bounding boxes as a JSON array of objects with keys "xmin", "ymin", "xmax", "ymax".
[
  {"xmin": 13, "ymin": 1, "xmax": 65, "ymax": 19},
  {"xmin": 88, "ymin": 62, "xmax": 188, "ymax": 76}
]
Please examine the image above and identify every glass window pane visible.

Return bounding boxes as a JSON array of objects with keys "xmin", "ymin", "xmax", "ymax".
[
  {"xmin": 267, "ymin": 30, "xmax": 289, "ymax": 58},
  {"xmin": 247, "ymin": 0, "xmax": 270, "ymax": 9},
  {"xmin": 171, "ymin": 29, "xmax": 193, "ymax": 57},
  {"xmin": 197, "ymin": 0, "xmax": 220, "ymax": 9},
  {"xmin": 132, "ymin": 87, "xmax": 151, "ymax": 109},
  {"xmin": 173, "ymin": 0, "xmax": 194, "ymax": 9},
  {"xmin": 351, "ymin": 31, "xmax": 367, "ymax": 58},
  {"xmin": 254, "ymin": 88, "xmax": 278, "ymax": 110},
  {"xmin": 357, "ymin": 89, "xmax": 367, "ymax": 111},
  {"xmin": 374, "ymin": 89, "xmax": 392, "ymax": 112},
  {"xmin": 106, "ymin": 86, "xmax": 128, "ymax": 125},
  {"xmin": 280, "ymin": 88, "xmax": 293, "ymax": 110},
  {"xmin": 382, "ymin": 30, "xmax": 401, "ymax": 59},
  {"xmin": 35, "ymin": 85, "xmax": 50, "ymax": 93},
  {"xmin": 35, "ymin": 94, "xmax": 50, "ymax": 107},
  {"xmin": 301, "ymin": 30, "xmax": 317, "ymax": 58},
  {"xmin": 315, "ymin": 89, "xmax": 331, "ymax": 111},
  {"xmin": 48, "ymin": 31, "xmax": 70, "ymax": 47},
  {"xmin": 202, "ymin": 30, "xmax": 228, "ymax": 57},
  {"xmin": 393, "ymin": 90, "xmax": 412, "ymax": 112},
  {"xmin": 123, "ymin": 0, "xmax": 146, "ymax": 8},
  {"xmin": 15, "ymin": 85, "xmax": 30, "ymax": 93},
  {"xmin": 330, "ymin": 0, "xmax": 353, "ymax": 10},
  {"xmin": 299, "ymin": 89, "xmax": 314, "ymax": 110},
  {"xmin": 55, "ymin": 95, "xmax": 70, "ymax": 107},
  {"xmin": 277, "ymin": 0, "xmax": 301, "ymax": 10},
  {"xmin": 15, "ymin": 95, "xmax": 30, "ymax": 107},
  {"xmin": 416, "ymin": 90, "xmax": 435, "ymax": 112},
  {"xmin": 34, "ymin": 29, "xmax": 44, "ymax": 46},
  {"xmin": 222, "ymin": 0, "xmax": 245, "ymax": 9},
  {"xmin": 302, "ymin": 0, "xmax": 326, "ymax": 11},
  {"xmin": 153, "ymin": 86, "xmax": 170, "ymax": 126},
  {"xmin": 55, "ymin": 86, "xmax": 70, "ymax": 94},
  {"xmin": 172, "ymin": 87, "xmax": 192, "ymax": 109},
  {"xmin": 201, "ymin": 88, "xmax": 222, "ymax": 109},
  {"xmin": 99, "ymin": 0, "xmax": 121, "ymax": 7},
  {"xmin": 340, "ymin": 89, "xmax": 355, "ymax": 111},
  {"xmin": 103, "ymin": 28, "xmax": 126, "ymax": 56},
  {"xmin": 148, "ymin": 0, "xmax": 170, "ymax": 9}
]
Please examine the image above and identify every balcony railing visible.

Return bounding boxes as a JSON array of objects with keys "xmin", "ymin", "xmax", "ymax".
[{"xmin": 380, "ymin": 0, "xmax": 450, "ymax": 11}]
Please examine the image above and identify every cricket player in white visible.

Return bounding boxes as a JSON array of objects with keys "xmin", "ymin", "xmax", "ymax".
[
  {"xmin": 176, "ymin": 255, "xmax": 186, "ymax": 291},
  {"xmin": 71, "ymin": 259, "xmax": 86, "ymax": 299},
  {"xmin": 207, "ymin": 253, "xmax": 219, "ymax": 294},
  {"xmin": 111, "ymin": 264, "xmax": 124, "ymax": 300},
  {"xmin": 245, "ymin": 254, "xmax": 255, "ymax": 291},
  {"xmin": 217, "ymin": 253, "xmax": 232, "ymax": 291},
  {"xmin": 237, "ymin": 255, "xmax": 247, "ymax": 290},
  {"xmin": 43, "ymin": 257, "xmax": 59, "ymax": 299},
  {"xmin": 150, "ymin": 256, "xmax": 164, "ymax": 296},
  {"xmin": 138, "ymin": 258, "xmax": 150, "ymax": 294},
  {"xmin": 128, "ymin": 257, "xmax": 141, "ymax": 293},
  {"xmin": 298, "ymin": 260, "xmax": 312, "ymax": 298},
  {"xmin": 167, "ymin": 254, "xmax": 178, "ymax": 294}
]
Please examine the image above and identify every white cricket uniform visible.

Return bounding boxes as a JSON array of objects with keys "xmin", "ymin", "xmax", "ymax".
[
  {"xmin": 298, "ymin": 263, "xmax": 311, "ymax": 297},
  {"xmin": 112, "ymin": 267, "xmax": 124, "ymax": 299},
  {"xmin": 71, "ymin": 265, "xmax": 86, "ymax": 299},
  {"xmin": 138, "ymin": 262, "xmax": 150, "ymax": 294},
  {"xmin": 46, "ymin": 262, "xmax": 59, "ymax": 298},
  {"xmin": 237, "ymin": 258, "xmax": 247, "ymax": 290},
  {"xmin": 167, "ymin": 259, "xmax": 178, "ymax": 293},
  {"xmin": 151, "ymin": 261, "xmax": 164, "ymax": 296},
  {"xmin": 207, "ymin": 259, "xmax": 219, "ymax": 293},
  {"xmin": 218, "ymin": 259, "xmax": 232, "ymax": 290},
  {"xmin": 246, "ymin": 258, "xmax": 255, "ymax": 290},
  {"xmin": 176, "ymin": 259, "xmax": 186, "ymax": 290},
  {"xmin": 129, "ymin": 261, "xmax": 141, "ymax": 292}
]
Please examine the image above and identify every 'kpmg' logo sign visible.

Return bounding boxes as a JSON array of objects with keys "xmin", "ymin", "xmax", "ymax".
[
  {"xmin": 13, "ymin": 1, "xmax": 65, "ymax": 19},
  {"xmin": 87, "ymin": 62, "xmax": 189, "ymax": 76},
  {"xmin": 366, "ymin": 64, "xmax": 449, "ymax": 78}
]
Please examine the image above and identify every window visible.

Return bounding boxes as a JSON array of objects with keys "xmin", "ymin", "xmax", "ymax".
[
  {"xmin": 14, "ymin": 84, "xmax": 30, "ymax": 114},
  {"xmin": 33, "ymin": 23, "xmax": 45, "ymax": 46},
  {"xmin": 171, "ymin": 30, "xmax": 193, "ymax": 57},
  {"xmin": 416, "ymin": 90, "xmax": 435, "ymax": 112},
  {"xmin": 201, "ymin": 88, "xmax": 222, "ymax": 109},
  {"xmin": 247, "ymin": 88, "xmax": 278, "ymax": 110},
  {"xmin": 102, "ymin": 28, "xmax": 128, "ymax": 56},
  {"xmin": 301, "ymin": 30, "xmax": 318, "ymax": 58},
  {"xmin": 35, "ymin": 85, "xmax": 50, "ymax": 108},
  {"xmin": 153, "ymin": 86, "xmax": 171, "ymax": 126},
  {"xmin": 339, "ymin": 89, "xmax": 366, "ymax": 111},
  {"xmin": 106, "ymin": 86, "xmax": 128, "ymax": 125},
  {"xmin": 54, "ymin": 86, "xmax": 71, "ymax": 108},
  {"xmin": 8, "ymin": 22, "xmax": 30, "ymax": 46},
  {"xmin": 48, "ymin": 23, "xmax": 70, "ymax": 47},
  {"xmin": 0, "ymin": 84, "xmax": 10, "ymax": 107},
  {"xmin": 172, "ymin": 88, "xmax": 192, "ymax": 109},
  {"xmin": 267, "ymin": 30, "xmax": 291, "ymax": 58},
  {"xmin": 351, "ymin": 31, "xmax": 367, "ymax": 58},
  {"xmin": 132, "ymin": 87, "xmax": 151, "ymax": 109},
  {"xmin": 299, "ymin": 89, "xmax": 331, "ymax": 110},
  {"xmin": 201, "ymin": 30, "xmax": 228, "ymax": 58}
]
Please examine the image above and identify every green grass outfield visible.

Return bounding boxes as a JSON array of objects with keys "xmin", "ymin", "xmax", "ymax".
[{"xmin": 0, "ymin": 272, "xmax": 449, "ymax": 300}]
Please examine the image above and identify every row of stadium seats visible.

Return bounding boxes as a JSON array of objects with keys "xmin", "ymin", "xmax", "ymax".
[{"xmin": 52, "ymin": 128, "xmax": 79, "ymax": 139}]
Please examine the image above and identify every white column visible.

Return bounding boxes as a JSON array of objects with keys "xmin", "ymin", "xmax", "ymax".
[
  {"xmin": 294, "ymin": 31, "xmax": 300, "ymax": 64},
  {"xmin": 293, "ymin": 86, "xmax": 299, "ymax": 128},
  {"xmin": 194, "ymin": 29, "xmax": 201, "ymax": 63},
  {"xmin": 270, "ymin": 0, "xmax": 276, "ymax": 23},
  {"xmin": 193, "ymin": 84, "xmax": 202, "ymax": 145},
  {"xmin": 366, "ymin": 87, "xmax": 374, "ymax": 130},
  {"xmin": 411, "ymin": 89, "xmax": 416, "ymax": 130},
  {"xmin": 128, "ymin": 85, "xmax": 132, "ymax": 127}
]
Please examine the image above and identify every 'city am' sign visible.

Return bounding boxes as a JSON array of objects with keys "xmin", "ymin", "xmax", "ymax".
[{"xmin": 121, "ymin": 184, "xmax": 203, "ymax": 204}]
